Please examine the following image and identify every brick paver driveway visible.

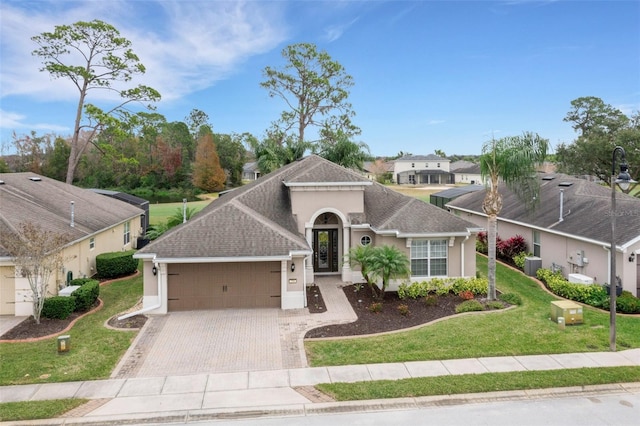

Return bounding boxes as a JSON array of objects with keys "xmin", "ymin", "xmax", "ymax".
[{"xmin": 112, "ymin": 277, "xmax": 357, "ymax": 379}]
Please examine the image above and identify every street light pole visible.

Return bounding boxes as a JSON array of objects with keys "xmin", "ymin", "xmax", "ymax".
[{"xmin": 610, "ymin": 146, "xmax": 634, "ymax": 352}]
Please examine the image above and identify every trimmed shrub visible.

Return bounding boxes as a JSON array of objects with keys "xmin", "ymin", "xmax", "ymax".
[
  {"xmin": 497, "ymin": 235, "xmax": 527, "ymax": 261},
  {"xmin": 455, "ymin": 299, "xmax": 484, "ymax": 313},
  {"xmin": 42, "ymin": 296, "xmax": 75, "ymax": 320},
  {"xmin": 368, "ymin": 302, "xmax": 383, "ymax": 313},
  {"xmin": 485, "ymin": 301, "xmax": 506, "ymax": 310},
  {"xmin": 397, "ymin": 304, "xmax": 410, "ymax": 316},
  {"xmin": 499, "ymin": 292, "xmax": 522, "ymax": 306},
  {"xmin": 72, "ymin": 279, "xmax": 99, "ymax": 312},
  {"xmin": 617, "ymin": 292, "xmax": 640, "ymax": 314},
  {"xmin": 96, "ymin": 250, "xmax": 138, "ymax": 279},
  {"xmin": 398, "ymin": 277, "xmax": 489, "ymax": 300}
]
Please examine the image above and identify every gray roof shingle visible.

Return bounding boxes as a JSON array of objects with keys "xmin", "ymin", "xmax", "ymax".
[{"xmin": 139, "ymin": 155, "xmax": 477, "ymax": 259}]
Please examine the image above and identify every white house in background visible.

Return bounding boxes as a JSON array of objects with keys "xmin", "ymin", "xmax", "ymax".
[
  {"xmin": 0, "ymin": 173, "xmax": 144, "ymax": 316},
  {"xmin": 452, "ymin": 164, "xmax": 483, "ymax": 185},
  {"xmin": 393, "ymin": 154, "xmax": 454, "ymax": 185},
  {"xmin": 447, "ymin": 173, "xmax": 640, "ymax": 297}
]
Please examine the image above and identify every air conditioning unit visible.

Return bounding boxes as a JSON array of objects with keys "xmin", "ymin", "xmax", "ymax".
[
  {"xmin": 568, "ymin": 273, "xmax": 594, "ymax": 285},
  {"xmin": 524, "ymin": 257, "xmax": 542, "ymax": 277}
]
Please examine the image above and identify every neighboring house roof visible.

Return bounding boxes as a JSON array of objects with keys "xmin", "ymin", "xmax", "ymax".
[
  {"xmin": 363, "ymin": 161, "xmax": 394, "ymax": 173},
  {"xmin": 447, "ymin": 173, "xmax": 640, "ymax": 248},
  {"xmin": 450, "ymin": 160, "xmax": 476, "ymax": 171},
  {"xmin": 139, "ymin": 155, "xmax": 476, "ymax": 261},
  {"xmin": 0, "ymin": 173, "xmax": 144, "ymax": 257},
  {"xmin": 396, "ymin": 154, "xmax": 448, "ymax": 162},
  {"xmin": 243, "ymin": 162, "xmax": 259, "ymax": 174},
  {"xmin": 453, "ymin": 164, "xmax": 481, "ymax": 175}
]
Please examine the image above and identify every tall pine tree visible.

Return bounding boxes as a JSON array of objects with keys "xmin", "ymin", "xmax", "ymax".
[{"xmin": 192, "ymin": 134, "xmax": 226, "ymax": 192}]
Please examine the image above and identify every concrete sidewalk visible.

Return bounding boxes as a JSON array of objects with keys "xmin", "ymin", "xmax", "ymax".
[{"xmin": 2, "ymin": 348, "xmax": 639, "ymax": 424}]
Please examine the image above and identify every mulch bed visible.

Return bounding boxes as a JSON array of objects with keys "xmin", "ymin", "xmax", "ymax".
[{"xmin": 305, "ymin": 284, "xmax": 463, "ymax": 338}]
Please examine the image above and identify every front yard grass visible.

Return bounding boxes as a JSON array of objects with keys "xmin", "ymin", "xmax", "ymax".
[
  {"xmin": 0, "ymin": 274, "xmax": 143, "ymax": 386},
  {"xmin": 305, "ymin": 255, "xmax": 640, "ymax": 366},
  {"xmin": 0, "ymin": 399, "xmax": 88, "ymax": 422},
  {"xmin": 317, "ymin": 366, "xmax": 640, "ymax": 401}
]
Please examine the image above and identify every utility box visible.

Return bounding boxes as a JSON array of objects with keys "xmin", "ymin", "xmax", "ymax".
[
  {"xmin": 57, "ymin": 335, "xmax": 71, "ymax": 353},
  {"xmin": 568, "ymin": 273, "xmax": 594, "ymax": 285},
  {"xmin": 524, "ymin": 257, "xmax": 542, "ymax": 276},
  {"xmin": 550, "ymin": 301, "xmax": 583, "ymax": 325}
]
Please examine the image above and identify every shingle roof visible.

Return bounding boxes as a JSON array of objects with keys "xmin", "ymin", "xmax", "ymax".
[
  {"xmin": 0, "ymin": 173, "xmax": 144, "ymax": 256},
  {"xmin": 139, "ymin": 155, "xmax": 477, "ymax": 259},
  {"xmin": 447, "ymin": 173, "xmax": 640, "ymax": 246}
]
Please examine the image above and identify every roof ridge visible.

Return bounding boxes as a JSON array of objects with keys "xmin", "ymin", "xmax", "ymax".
[{"xmin": 228, "ymin": 198, "xmax": 308, "ymax": 247}]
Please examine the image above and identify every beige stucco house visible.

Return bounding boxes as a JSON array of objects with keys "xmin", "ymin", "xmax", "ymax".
[
  {"xmin": 0, "ymin": 173, "xmax": 145, "ymax": 316},
  {"xmin": 447, "ymin": 173, "xmax": 640, "ymax": 297},
  {"xmin": 134, "ymin": 155, "xmax": 479, "ymax": 313}
]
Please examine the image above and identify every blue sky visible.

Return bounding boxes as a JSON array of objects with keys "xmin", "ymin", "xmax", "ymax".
[{"xmin": 1, "ymin": 0, "xmax": 639, "ymax": 157}]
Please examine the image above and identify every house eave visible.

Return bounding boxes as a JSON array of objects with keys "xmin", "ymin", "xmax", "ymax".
[
  {"xmin": 284, "ymin": 181, "xmax": 372, "ymax": 187},
  {"xmin": 139, "ymin": 254, "xmax": 312, "ymax": 264}
]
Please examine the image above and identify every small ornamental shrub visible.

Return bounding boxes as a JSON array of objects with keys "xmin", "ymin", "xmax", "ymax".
[
  {"xmin": 96, "ymin": 250, "xmax": 138, "ymax": 279},
  {"xmin": 399, "ymin": 277, "xmax": 489, "ymax": 300},
  {"xmin": 368, "ymin": 302, "xmax": 383, "ymax": 313},
  {"xmin": 617, "ymin": 292, "xmax": 640, "ymax": 314},
  {"xmin": 497, "ymin": 235, "xmax": 527, "ymax": 261},
  {"xmin": 72, "ymin": 279, "xmax": 99, "ymax": 312},
  {"xmin": 458, "ymin": 290, "xmax": 474, "ymax": 300},
  {"xmin": 485, "ymin": 300, "xmax": 505, "ymax": 310},
  {"xmin": 424, "ymin": 295, "xmax": 437, "ymax": 306},
  {"xmin": 513, "ymin": 252, "xmax": 532, "ymax": 271},
  {"xmin": 499, "ymin": 292, "xmax": 522, "ymax": 306},
  {"xmin": 397, "ymin": 304, "xmax": 410, "ymax": 316},
  {"xmin": 455, "ymin": 299, "xmax": 484, "ymax": 313},
  {"xmin": 42, "ymin": 296, "xmax": 75, "ymax": 320}
]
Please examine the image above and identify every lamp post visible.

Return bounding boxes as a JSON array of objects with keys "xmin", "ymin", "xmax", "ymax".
[{"xmin": 609, "ymin": 146, "xmax": 635, "ymax": 352}]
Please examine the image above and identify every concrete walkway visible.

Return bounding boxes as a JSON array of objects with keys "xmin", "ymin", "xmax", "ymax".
[{"xmin": 2, "ymin": 348, "xmax": 639, "ymax": 424}]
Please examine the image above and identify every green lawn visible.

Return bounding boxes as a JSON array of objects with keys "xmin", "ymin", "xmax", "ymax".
[
  {"xmin": 317, "ymin": 366, "xmax": 640, "ymax": 401},
  {"xmin": 0, "ymin": 399, "xmax": 88, "ymax": 422},
  {"xmin": 148, "ymin": 198, "xmax": 214, "ymax": 225},
  {"xmin": 0, "ymin": 275, "xmax": 143, "ymax": 386},
  {"xmin": 305, "ymin": 255, "xmax": 640, "ymax": 366}
]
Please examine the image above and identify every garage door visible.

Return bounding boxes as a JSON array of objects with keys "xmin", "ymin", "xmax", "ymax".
[{"xmin": 167, "ymin": 262, "xmax": 281, "ymax": 311}]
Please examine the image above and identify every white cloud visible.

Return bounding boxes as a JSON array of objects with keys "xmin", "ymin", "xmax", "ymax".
[
  {"xmin": 0, "ymin": 110, "xmax": 69, "ymax": 132},
  {"xmin": 0, "ymin": 1, "xmax": 288, "ymax": 103},
  {"xmin": 426, "ymin": 119, "xmax": 445, "ymax": 126},
  {"xmin": 323, "ymin": 17, "xmax": 359, "ymax": 43}
]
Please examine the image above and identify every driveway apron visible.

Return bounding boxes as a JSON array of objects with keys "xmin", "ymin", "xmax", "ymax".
[{"xmin": 112, "ymin": 277, "xmax": 357, "ymax": 379}]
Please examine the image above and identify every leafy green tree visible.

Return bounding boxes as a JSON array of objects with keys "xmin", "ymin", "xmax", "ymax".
[
  {"xmin": 41, "ymin": 137, "xmax": 71, "ymax": 181},
  {"xmin": 192, "ymin": 133, "xmax": 226, "ymax": 192},
  {"xmin": 32, "ymin": 19, "xmax": 161, "ymax": 184},
  {"xmin": 315, "ymin": 129, "xmax": 370, "ymax": 170},
  {"xmin": 557, "ymin": 97, "xmax": 639, "ymax": 184},
  {"xmin": 250, "ymin": 131, "xmax": 312, "ymax": 175},
  {"xmin": 0, "ymin": 157, "xmax": 9, "ymax": 173},
  {"xmin": 215, "ymin": 133, "xmax": 247, "ymax": 187},
  {"xmin": 368, "ymin": 245, "xmax": 410, "ymax": 300},
  {"xmin": 261, "ymin": 43, "xmax": 360, "ymax": 146},
  {"xmin": 11, "ymin": 131, "xmax": 53, "ymax": 173},
  {"xmin": 480, "ymin": 132, "xmax": 548, "ymax": 300}
]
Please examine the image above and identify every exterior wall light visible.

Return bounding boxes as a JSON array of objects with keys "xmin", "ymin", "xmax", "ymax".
[
  {"xmin": 291, "ymin": 262, "xmax": 295, "ymax": 272},
  {"xmin": 152, "ymin": 265, "xmax": 158, "ymax": 276},
  {"xmin": 629, "ymin": 252, "xmax": 636, "ymax": 263}
]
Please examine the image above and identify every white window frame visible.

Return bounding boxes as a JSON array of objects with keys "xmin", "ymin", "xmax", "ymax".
[
  {"xmin": 124, "ymin": 222, "xmax": 131, "ymax": 245},
  {"xmin": 533, "ymin": 230, "xmax": 541, "ymax": 257},
  {"xmin": 410, "ymin": 239, "xmax": 448, "ymax": 278},
  {"xmin": 360, "ymin": 235, "xmax": 372, "ymax": 246},
  {"xmin": 89, "ymin": 237, "xmax": 95, "ymax": 250}
]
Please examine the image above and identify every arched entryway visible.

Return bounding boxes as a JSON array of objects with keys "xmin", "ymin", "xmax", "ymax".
[{"xmin": 313, "ymin": 212, "xmax": 340, "ymax": 273}]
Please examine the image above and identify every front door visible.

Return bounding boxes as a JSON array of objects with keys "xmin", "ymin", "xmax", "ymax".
[{"xmin": 313, "ymin": 229, "xmax": 339, "ymax": 272}]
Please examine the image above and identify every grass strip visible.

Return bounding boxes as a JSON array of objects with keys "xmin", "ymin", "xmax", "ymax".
[
  {"xmin": 0, "ymin": 275, "xmax": 142, "ymax": 386},
  {"xmin": 305, "ymin": 255, "xmax": 640, "ymax": 366},
  {"xmin": 0, "ymin": 398, "xmax": 88, "ymax": 421},
  {"xmin": 317, "ymin": 366, "xmax": 640, "ymax": 401}
]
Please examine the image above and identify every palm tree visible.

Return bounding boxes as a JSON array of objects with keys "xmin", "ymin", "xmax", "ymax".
[
  {"xmin": 317, "ymin": 129, "xmax": 370, "ymax": 170},
  {"xmin": 368, "ymin": 245, "xmax": 411, "ymax": 300},
  {"xmin": 480, "ymin": 132, "xmax": 548, "ymax": 300},
  {"xmin": 348, "ymin": 245, "xmax": 376, "ymax": 293}
]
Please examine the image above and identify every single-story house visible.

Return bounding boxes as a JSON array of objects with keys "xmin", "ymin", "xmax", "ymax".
[
  {"xmin": 447, "ymin": 173, "xmax": 640, "ymax": 297},
  {"xmin": 393, "ymin": 154, "xmax": 454, "ymax": 185},
  {"xmin": 90, "ymin": 188, "xmax": 150, "ymax": 242},
  {"xmin": 0, "ymin": 173, "xmax": 145, "ymax": 316},
  {"xmin": 133, "ymin": 155, "xmax": 479, "ymax": 314},
  {"xmin": 453, "ymin": 164, "xmax": 482, "ymax": 185},
  {"xmin": 242, "ymin": 161, "xmax": 261, "ymax": 181}
]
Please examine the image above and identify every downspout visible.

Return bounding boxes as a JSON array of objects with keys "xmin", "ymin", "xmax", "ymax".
[
  {"xmin": 118, "ymin": 259, "xmax": 161, "ymax": 320},
  {"xmin": 461, "ymin": 235, "xmax": 470, "ymax": 277}
]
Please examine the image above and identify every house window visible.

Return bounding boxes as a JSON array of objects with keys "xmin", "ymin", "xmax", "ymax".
[
  {"xmin": 124, "ymin": 222, "xmax": 130, "ymax": 245},
  {"xmin": 437, "ymin": 162, "xmax": 441, "ymax": 168},
  {"xmin": 533, "ymin": 230, "xmax": 541, "ymax": 257},
  {"xmin": 411, "ymin": 163, "xmax": 415, "ymax": 168},
  {"xmin": 408, "ymin": 175, "xmax": 416, "ymax": 184},
  {"xmin": 360, "ymin": 235, "xmax": 371, "ymax": 246},
  {"xmin": 411, "ymin": 239, "xmax": 447, "ymax": 277},
  {"xmin": 89, "ymin": 237, "xmax": 95, "ymax": 250}
]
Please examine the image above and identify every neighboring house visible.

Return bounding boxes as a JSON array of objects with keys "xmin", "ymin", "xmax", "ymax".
[
  {"xmin": 453, "ymin": 164, "xmax": 482, "ymax": 185},
  {"xmin": 242, "ymin": 162, "xmax": 261, "ymax": 181},
  {"xmin": 0, "ymin": 173, "xmax": 145, "ymax": 316},
  {"xmin": 90, "ymin": 189, "xmax": 150, "ymax": 241},
  {"xmin": 447, "ymin": 174, "xmax": 640, "ymax": 297},
  {"xmin": 362, "ymin": 160, "xmax": 394, "ymax": 181},
  {"xmin": 134, "ymin": 155, "xmax": 479, "ymax": 314},
  {"xmin": 393, "ymin": 154, "xmax": 454, "ymax": 185},
  {"xmin": 430, "ymin": 185, "xmax": 484, "ymax": 210}
]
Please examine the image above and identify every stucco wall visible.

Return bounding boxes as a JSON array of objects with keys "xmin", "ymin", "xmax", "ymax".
[
  {"xmin": 289, "ymin": 187, "xmax": 365, "ymax": 234},
  {"xmin": 394, "ymin": 159, "xmax": 451, "ymax": 175}
]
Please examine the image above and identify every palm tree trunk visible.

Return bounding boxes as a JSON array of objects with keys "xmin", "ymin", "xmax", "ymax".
[{"xmin": 487, "ymin": 213, "xmax": 498, "ymax": 300}]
